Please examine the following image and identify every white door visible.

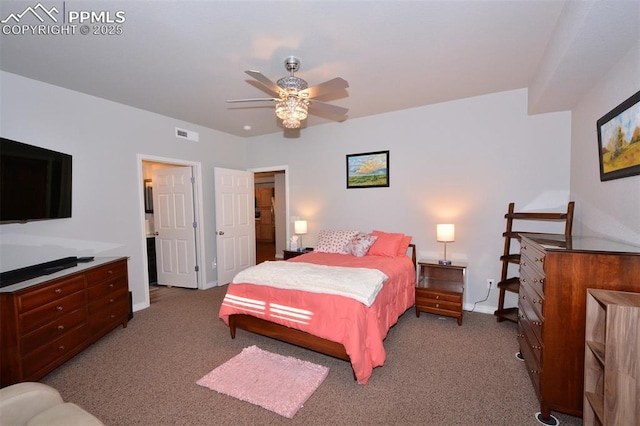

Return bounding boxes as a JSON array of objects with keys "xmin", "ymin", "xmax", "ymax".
[
  {"xmin": 152, "ymin": 166, "xmax": 198, "ymax": 288},
  {"xmin": 214, "ymin": 167, "xmax": 255, "ymax": 285}
]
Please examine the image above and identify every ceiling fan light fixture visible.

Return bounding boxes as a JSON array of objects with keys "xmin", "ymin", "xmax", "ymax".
[
  {"xmin": 282, "ymin": 117, "xmax": 301, "ymax": 129},
  {"xmin": 277, "ymin": 76, "xmax": 308, "ymax": 92},
  {"xmin": 228, "ymin": 57, "xmax": 348, "ymax": 132},
  {"xmin": 275, "ymin": 97, "xmax": 309, "ymax": 128}
]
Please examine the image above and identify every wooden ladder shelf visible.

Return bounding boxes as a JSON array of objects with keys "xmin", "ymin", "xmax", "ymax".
[{"xmin": 493, "ymin": 201, "xmax": 574, "ymax": 323}]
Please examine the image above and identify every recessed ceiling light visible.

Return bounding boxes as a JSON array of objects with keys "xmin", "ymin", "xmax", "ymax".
[{"xmin": 243, "ymin": 125, "xmax": 252, "ymax": 131}]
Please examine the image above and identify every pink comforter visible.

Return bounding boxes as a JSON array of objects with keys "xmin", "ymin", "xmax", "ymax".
[{"xmin": 218, "ymin": 252, "xmax": 416, "ymax": 384}]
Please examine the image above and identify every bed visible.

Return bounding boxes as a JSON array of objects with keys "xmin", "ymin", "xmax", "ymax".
[{"xmin": 218, "ymin": 230, "xmax": 417, "ymax": 384}]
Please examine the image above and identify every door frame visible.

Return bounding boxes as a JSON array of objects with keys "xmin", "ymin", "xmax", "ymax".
[
  {"xmin": 248, "ymin": 165, "xmax": 290, "ymax": 255},
  {"xmin": 137, "ymin": 154, "xmax": 206, "ymax": 307}
]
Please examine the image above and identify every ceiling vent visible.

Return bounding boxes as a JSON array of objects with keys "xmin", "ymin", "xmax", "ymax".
[{"xmin": 175, "ymin": 127, "xmax": 199, "ymax": 142}]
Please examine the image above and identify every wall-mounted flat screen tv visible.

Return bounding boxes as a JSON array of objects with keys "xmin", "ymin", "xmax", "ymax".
[{"xmin": 0, "ymin": 138, "xmax": 72, "ymax": 223}]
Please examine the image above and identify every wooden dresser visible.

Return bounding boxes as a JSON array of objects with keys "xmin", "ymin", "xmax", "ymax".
[
  {"xmin": 517, "ymin": 234, "xmax": 640, "ymax": 422},
  {"xmin": 0, "ymin": 257, "xmax": 129, "ymax": 387}
]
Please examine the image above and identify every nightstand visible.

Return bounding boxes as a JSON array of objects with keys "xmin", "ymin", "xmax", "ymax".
[
  {"xmin": 283, "ymin": 248, "xmax": 313, "ymax": 260},
  {"xmin": 416, "ymin": 260, "xmax": 466, "ymax": 325}
]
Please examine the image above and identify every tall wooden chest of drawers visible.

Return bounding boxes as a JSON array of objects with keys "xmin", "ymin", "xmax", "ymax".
[
  {"xmin": 517, "ymin": 234, "xmax": 640, "ymax": 422},
  {"xmin": 0, "ymin": 257, "xmax": 129, "ymax": 387}
]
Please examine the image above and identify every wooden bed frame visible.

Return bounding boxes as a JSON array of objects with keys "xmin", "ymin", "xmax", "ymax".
[{"xmin": 227, "ymin": 244, "xmax": 417, "ymax": 366}]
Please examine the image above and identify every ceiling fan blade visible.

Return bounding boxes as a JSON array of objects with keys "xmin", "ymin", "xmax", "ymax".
[
  {"xmin": 245, "ymin": 70, "xmax": 280, "ymax": 95},
  {"xmin": 308, "ymin": 100, "xmax": 348, "ymax": 120},
  {"xmin": 301, "ymin": 77, "xmax": 349, "ymax": 99},
  {"xmin": 227, "ymin": 98, "xmax": 277, "ymax": 103}
]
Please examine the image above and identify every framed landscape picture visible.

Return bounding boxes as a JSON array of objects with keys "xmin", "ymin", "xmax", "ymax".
[
  {"xmin": 597, "ymin": 90, "xmax": 640, "ymax": 181},
  {"xmin": 346, "ymin": 150, "xmax": 389, "ymax": 188}
]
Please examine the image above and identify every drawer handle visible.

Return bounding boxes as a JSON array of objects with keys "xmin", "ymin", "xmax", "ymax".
[
  {"xmin": 435, "ymin": 295, "xmax": 440, "ymax": 299},
  {"xmin": 532, "ymin": 321, "xmax": 542, "ymax": 326},
  {"xmin": 530, "ymin": 369, "xmax": 541, "ymax": 375},
  {"xmin": 522, "ymin": 245, "xmax": 527, "ymax": 250},
  {"xmin": 109, "ymin": 283, "xmax": 114, "ymax": 288},
  {"xmin": 54, "ymin": 288, "xmax": 62, "ymax": 294},
  {"xmin": 110, "ymin": 314, "xmax": 115, "ymax": 319},
  {"xmin": 532, "ymin": 345, "xmax": 541, "ymax": 350},
  {"xmin": 532, "ymin": 298, "xmax": 542, "ymax": 304},
  {"xmin": 521, "ymin": 278, "xmax": 526, "ymax": 283},
  {"xmin": 109, "ymin": 298, "xmax": 115, "ymax": 303},
  {"xmin": 518, "ymin": 314, "xmax": 525, "ymax": 319},
  {"xmin": 56, "ymin": 305, "xmax": 64, "ymax": 311},
  {"xmin": 535, "ymin": 257, "xmax": 544, "ymax": 263},
  {"xmin": 58, "ymin": 345, "xmax": 66, "ymax": 351},
  {"xmin": 108, "ymin": 270, "xmax": 113, "ymax": 274},
  {"xmin": 57, "ymin": 325, "xmax": 65, "ymax": 331},
  {"xmin": 435, "ymin": 303, "xmax": 440, "ymax": 308},
  {"xmin": 521, "ymin": 261, "xmax": 527, "ymax": 267},
  {"xmin": 516, "ymin": 333, "xmax": 524, "ymax": 338}
]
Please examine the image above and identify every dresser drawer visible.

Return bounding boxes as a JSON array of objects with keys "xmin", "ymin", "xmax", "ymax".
[
  {"xmin": 416, "ymin": 298, "xmax": 461, "ymax": 312},
  {"xmin": 87, "ymin": 275, "xmax": 128, "ymax": 301},
  {"xmin": 89, "ymin": 297, "xmax": 128, "ymax": 334},
  {"xmin": 88, "ymin": 290, "xmax": 128, "ymax": 315},
  {"xmin": 519, "ymin": 266, "xmax": 544, "ymax": 300},
  {"xmin": 520, "ymin": 242, "xmax": 546, "ymax": 277},
  {"xmin": 19, "ymin": 291, "xmax": 86, "ymax": 334},
  {"xmin": 520, "ymin": 282, "xmax": 544, "ymax": 321},
  {"xmin": 85, "ymin": 261, "xmax": 127, "ymax": 286},
  {"xmin": 18, "ymin": 275, "xmax": 86, "ymax": 313},
  {"xmin": 518, "ymin": 321, "xmax": 542, "ymax": 399},
  {"xmin": 518, "ymin": 304, "xmax": 543, "ymax": 365},
  {"xmin": 21, "ymin": 308, "xmax": 88, "ymax": 356},
  {"xmin": 519, "ymin": 297, "xmax": 543, "ymax": 344},
  {"xmin": 22, "ymin": 324, "xmax": 90, "ymax": 379},
  {"xmin": 416, "ymin": 289, "xmax": 462, "ymax": 304}
]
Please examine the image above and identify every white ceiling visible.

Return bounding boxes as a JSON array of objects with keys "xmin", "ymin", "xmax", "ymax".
[{"xmin": 1, "ymin": 1, "xmax": 638, "ymax": 138}]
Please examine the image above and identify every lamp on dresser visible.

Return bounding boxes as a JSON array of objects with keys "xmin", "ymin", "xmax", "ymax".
[{"xmin": 436, "ymin": 224, "xmax": 455, "ymax": 265}]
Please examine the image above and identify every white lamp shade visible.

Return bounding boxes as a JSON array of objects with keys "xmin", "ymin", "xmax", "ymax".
[
  {"xmin": 436, "ymin": 224, "xmax": 455, "ymax": 242},
  {"xmin": 294, "ymin": 220, "xmax": 308, "ymax": 235}
]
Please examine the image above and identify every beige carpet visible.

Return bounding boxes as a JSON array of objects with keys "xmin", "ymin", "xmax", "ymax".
[{"xmin": 41, "ymin": 285, "xmax": 583, "ymax": 425}]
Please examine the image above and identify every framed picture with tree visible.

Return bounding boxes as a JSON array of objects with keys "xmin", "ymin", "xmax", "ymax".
[{"xmin": 597, "ymin": 90, "xmax": 640, "ymax": 181}]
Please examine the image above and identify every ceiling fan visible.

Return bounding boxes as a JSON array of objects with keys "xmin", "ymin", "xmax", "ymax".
[{"xmin": 227, "ymin": 56, "xmax": 349, "ymax": 129}]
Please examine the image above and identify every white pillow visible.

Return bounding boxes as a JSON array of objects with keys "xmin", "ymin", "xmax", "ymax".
[{"xmin": 315, "ymin": 230, "xmax": 359, "ymax": 254}]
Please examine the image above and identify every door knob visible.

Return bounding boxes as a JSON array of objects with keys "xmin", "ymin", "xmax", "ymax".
[{"xmin": 218, "ymin": 231, "xmax": 225, "ymax": 235}]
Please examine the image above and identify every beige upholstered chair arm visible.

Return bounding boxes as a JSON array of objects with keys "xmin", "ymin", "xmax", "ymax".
[{"xmin": 0, "ymin": 382, "xmax": 64, "ymax": 426}]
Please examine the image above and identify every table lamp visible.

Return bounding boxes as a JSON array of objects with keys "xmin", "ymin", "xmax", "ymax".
[
  {"xmin": 436, "ymin": 224, "xmax": 455, "ymax": 265},
  {"xmin": 294, "ymin": 220, "xmax": 308, "ymax": 251}
]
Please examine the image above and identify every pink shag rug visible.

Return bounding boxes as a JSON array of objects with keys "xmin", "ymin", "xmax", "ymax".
[{"xmin": 197, "ymin": 345, "xmax": 329, "ymax": 418}]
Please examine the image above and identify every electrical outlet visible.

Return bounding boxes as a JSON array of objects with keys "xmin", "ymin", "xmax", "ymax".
[{"xmin": 487, "ymin": 278, "xmax": 495, "ymax": 289}]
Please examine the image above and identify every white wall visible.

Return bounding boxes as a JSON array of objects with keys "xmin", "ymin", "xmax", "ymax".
[
  {"xmin": 246, "ymin": 89, "xmax": 572, "ymax": 313},
  {"xmin": 570, "ymin": 42, "xmax": 640, "ymax": 243},
  {"xmin": 0, "ymin": 71, "xmax": 247, "ymax": 311}
]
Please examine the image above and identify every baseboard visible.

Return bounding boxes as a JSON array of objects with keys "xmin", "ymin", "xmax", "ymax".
[{"xmin": 463, "ymin": 303, "xmax": 496, "ymax": 315}]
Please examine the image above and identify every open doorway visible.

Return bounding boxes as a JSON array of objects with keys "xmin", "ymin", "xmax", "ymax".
[
  {"xmin": 139, "ymin": 156, "xmax": 205, "ymax": 307},
  {"xmin": 252, "ymin": 167, "xmax": 288, "ymax": 264}
]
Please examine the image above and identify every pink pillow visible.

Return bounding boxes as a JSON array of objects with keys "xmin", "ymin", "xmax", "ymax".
[
  {"xmin": 397, "ymin": 235, "xmax": 412, "ymax": 257},
  {"xmin": 367, "ymin": 230, "xmax": 404, "ymax": 258},
  {"xmin": 344, "ymin": 233, "xmax": 378, "ymax": 257}
]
